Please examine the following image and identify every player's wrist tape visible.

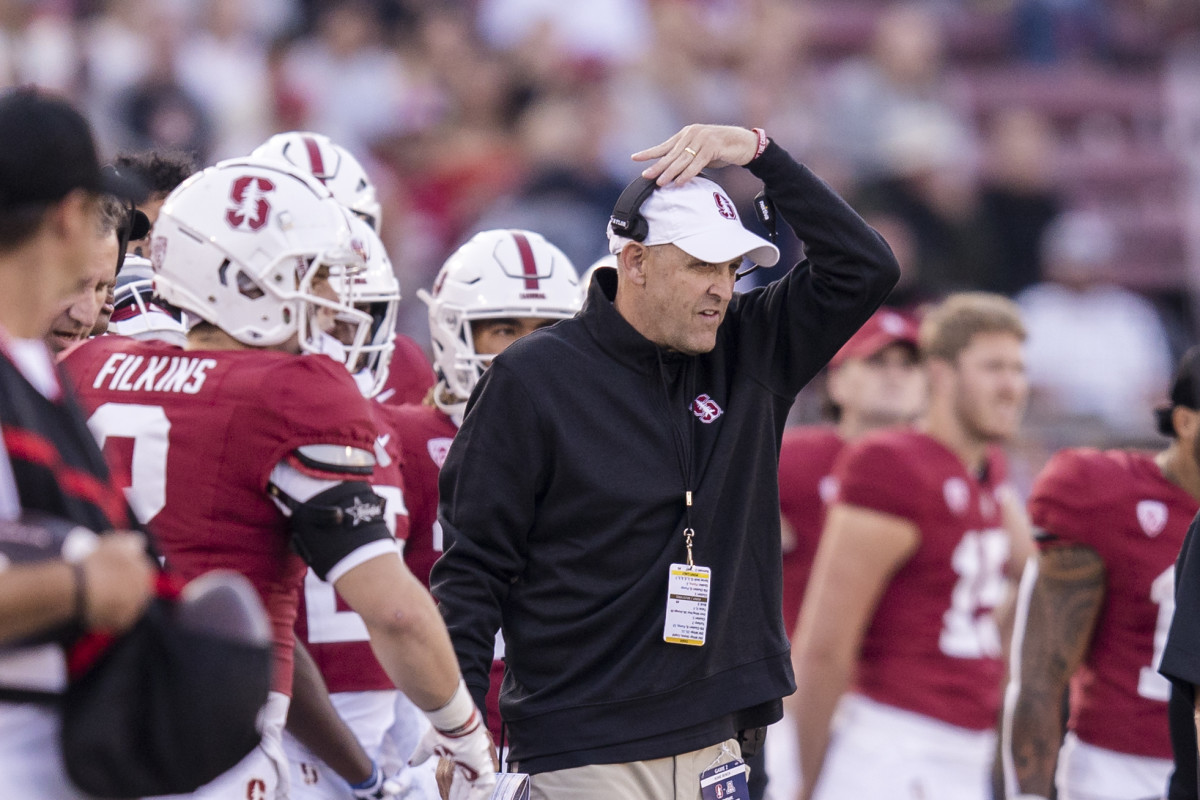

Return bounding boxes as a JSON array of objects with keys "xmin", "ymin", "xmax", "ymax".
[
  {"xmin": 426, "ymin": 678, "xmax": 479, "ymax": 735},
  {"xmin": 349, "ymin": 761, "xmax": 383, "ymax": 792}
]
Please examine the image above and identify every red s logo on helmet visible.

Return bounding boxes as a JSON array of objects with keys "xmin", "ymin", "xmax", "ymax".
[{"xmin": 225, "ymin": 176, "xmax": 275, "ymax": 232}]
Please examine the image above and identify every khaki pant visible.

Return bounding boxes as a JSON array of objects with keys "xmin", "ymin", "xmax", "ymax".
[{"xmin": 528, "ymin": 738, "xmax": 743, "ymax": 800}]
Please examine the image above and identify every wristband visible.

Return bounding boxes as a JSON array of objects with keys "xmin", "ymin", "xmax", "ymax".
[
  {"xmin": 348, "ymin": 762, "xmax": 383, "ymax": 792},
  {"xmin": 71, "ymin": 562, "xmax": 88, "ymax": 625},
  {"xmin": 750, "ymin": 127, "xmax": 769, "ymax": 160},
  {"xmin": 1011, "ymin": 795, "xmax": 1051, "ymax": 800},
  {"xmin": 426, "ymin": 678, "xmax": 479, "ymax": 735}
]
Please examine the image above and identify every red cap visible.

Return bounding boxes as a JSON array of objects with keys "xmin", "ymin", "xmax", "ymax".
[{"xmin": 830, "ymin": 309, "xmax": 920, "ymax": 368}]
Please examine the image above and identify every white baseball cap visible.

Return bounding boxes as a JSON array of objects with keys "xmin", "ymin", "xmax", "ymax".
[{"xmin": 607, "ymin": 176, "xmax": 780, "ymax": 267}]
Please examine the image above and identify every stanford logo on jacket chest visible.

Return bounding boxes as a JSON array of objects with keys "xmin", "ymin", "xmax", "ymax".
[{"xmin": 692, "ymin": 394, "xmax": 724, "ymax": 423}]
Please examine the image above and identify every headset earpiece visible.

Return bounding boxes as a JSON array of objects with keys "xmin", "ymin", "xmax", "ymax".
[{"xmin": 609, "ymin": 176, "xmax": 659, "ymax": 243}]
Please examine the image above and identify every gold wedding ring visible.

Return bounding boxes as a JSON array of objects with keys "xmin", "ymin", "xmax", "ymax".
[{"xmin": 684, "ymin": 147, "xmax": 698, "ymax": 157}]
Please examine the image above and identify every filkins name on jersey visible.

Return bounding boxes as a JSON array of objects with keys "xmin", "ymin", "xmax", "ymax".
[{"xmin": 92, "ymin": 353, "xmax": 218, "ymax": 395}]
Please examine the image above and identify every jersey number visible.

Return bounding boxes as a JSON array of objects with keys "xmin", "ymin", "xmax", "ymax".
[
  {"xmin": 1137, "ymin": 566, "xmax": 1174, "ymax": 702},
  {"xmin": 86, "ymin": 402, "xmax": 170, "ymax": 524},
  {"xmin": 940, "ymin": 528, "xmax": 1010, "ymax": 659}
]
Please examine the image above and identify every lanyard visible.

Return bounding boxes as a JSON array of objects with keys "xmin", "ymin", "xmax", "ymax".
[{"xmin": 656, "ymin": 351, "xmax": 697, "ymax": 566}]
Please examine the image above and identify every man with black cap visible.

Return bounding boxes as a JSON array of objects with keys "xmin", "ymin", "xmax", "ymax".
[
  {"xmin": 1150, "ymin": 346, "xmax": 1200, "ymax": 800},
  {"xmin": 0, "ymin": 86, "xmax": 158, "ymax": 797},
  {"xmin": 1001, "ymin": 344, "xmax": 1200, "ymax": 800},
  {"xmin": 432, "ymin": 123, "xmax": 899, "ymax": 798}
]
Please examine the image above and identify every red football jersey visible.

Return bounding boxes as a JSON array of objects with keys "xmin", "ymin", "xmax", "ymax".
[
  {"xmin": 63, "ymin": 336, "xmax": 378, "ymax": 696},
  {"xmin": 375, "ymin": 334, "xmax": 435, "ymax": 408},
  {"xmin": 778, "ymin": 426, "xmax": 844, "ymax": 635},
  {"xmin": 294, "ymin": 401, "xmax": 410, "ymax": 694},
  {"xmin": 390, "ymin": 402, "xmax": 457, "ymax": 589},
  {"xmin": 1029, "ymin": 448, "xmax": 1196, "ymax": 758},
  {"xmin": 834, "ymin": 429, "xmax": 1012, "ymax": 731}
]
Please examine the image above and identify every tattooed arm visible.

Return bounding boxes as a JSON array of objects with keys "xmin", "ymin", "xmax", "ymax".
[{"xmin": 1000, "ymin": 541, "xmax": 1107, "ymax": 798}]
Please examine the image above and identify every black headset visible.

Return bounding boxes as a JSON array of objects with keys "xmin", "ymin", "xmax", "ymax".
[{"xmin": 608, "ymin": 174, "xmax": 779, "ymax": 279}]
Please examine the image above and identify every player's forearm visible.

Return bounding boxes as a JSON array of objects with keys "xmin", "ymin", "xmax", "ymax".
[
  {"xmin": 793, "ymin": 649, "xmax": 853, "ymax": 800},
  {"xmin": 286, "ymin": 639, "xmax": 373, "ymax": 784},
  {"xmin": 1004, "ymin": 678, "xmax": 1066, "ymax": 797},
  {"xmin": 0, "ymin": 559, "xmax": 75, "ymax": 642},
  {"xmin": 338, "ymin": 554, "xmax": 461, "ymax": 710},
  {"xmin": 1004, "ymin": 544, "xmax": 1105, "ymax": 797}
]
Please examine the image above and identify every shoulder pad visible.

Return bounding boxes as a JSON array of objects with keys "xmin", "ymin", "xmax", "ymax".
[{"xmin": 294, "ymin": 444, "xmax": 375, "ymax": 476}]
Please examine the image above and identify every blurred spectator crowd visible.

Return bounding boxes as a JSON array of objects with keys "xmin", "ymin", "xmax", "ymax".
[{"xmin": 4, "ymin": 0, "xmax": 1200, "ymax": 479}]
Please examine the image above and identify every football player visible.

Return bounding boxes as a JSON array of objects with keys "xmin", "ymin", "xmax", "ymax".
[
  {"xmin": 61, "ymin": 158, "xmax": 495, "ymax": 800},
  {"xmin": 111, "ymin": 149, "xmax": 198, "ymax": 259},
  {"xmin": 1003, "ymin": 345, "xmax": 1200, "ymax": 800},
  {"xmin": 791, "ymin": 293, "xmax": 1034, "ymax": 800},
  {"xmin": 767, "ymin": 308, "xmax": 924, "ymax": 798},
  {"xmin": 284, "ymin": 215, "xmax": 427, "ymax": 800},
  {"xmin": 251, "ymin": 131, "xmax": 434, "ymax": 407},
  {"xmin": 395, "ymin": 228, "xmax": 581, "ymax": 751}
]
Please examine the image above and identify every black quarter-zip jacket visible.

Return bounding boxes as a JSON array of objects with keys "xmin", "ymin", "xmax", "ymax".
[{"xmin": 432, "ymin": 141, "xmax": 900, "ymax": 773}]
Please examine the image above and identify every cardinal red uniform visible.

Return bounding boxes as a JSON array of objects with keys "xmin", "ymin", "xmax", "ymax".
[
  {"xmin": 286, "ymin": 401, "xmax": 427, "ymax": 799},
  {"xmin": 390, "ymin": 403, "xmax": 457, "ymax": 589},
  {"xmin": 1026, "ymin": 448, "xmax": 1194, "ymax": 795},
  {"xmin": 813, "ymin": 429, "xmax": 1013, "ymax": 800},
  {"xmin": 778, "ymin": 426, "xmax": 844, "ymax": 634},
  {"xmin": 62, "ymin": 336, "xmax": 379, "ymax": 698},
  {"xmin": 375, "ymin": 334, "xmax": 435, "ymax": 408}
]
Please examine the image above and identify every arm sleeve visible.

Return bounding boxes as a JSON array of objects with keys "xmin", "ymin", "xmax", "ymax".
[
  {"xmin": 733, "ymin": 141, "xmax": 902, "ymax": 397},
  {"xmin": 430, "ymin": 362, "xmax": 540, "ymax": 714}
]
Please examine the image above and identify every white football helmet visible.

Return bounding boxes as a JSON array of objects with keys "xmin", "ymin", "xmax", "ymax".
[
  {"xmin": 252, "ymin": 131, "xmax": 382, "ymax": 232},
  {"xmin": 151, "ymin": 157, "xmax": 374, "ymax": 362},
  {"xmin": 418, "ymin": 229, "xmax": 581, "ymax": 423},
  {"xmin": 326, "ymin": 215, "xmax": 401, "ymax": 398},
  {"xmin": 108, "ymin": 254, "xmax": 188, "ymax": 346}
]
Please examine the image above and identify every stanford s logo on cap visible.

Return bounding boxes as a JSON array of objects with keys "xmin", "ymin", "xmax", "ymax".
[
  {"xmin": 713, "ymin": 192, "xmax": 737, "ymax": 221},
  {"xmin": 225, "ymin": 176, "xmax": 275, "ymax": 232},
  {"xmin": 692, "ymin": 394, "xmax": 724, "ymax": 423}
]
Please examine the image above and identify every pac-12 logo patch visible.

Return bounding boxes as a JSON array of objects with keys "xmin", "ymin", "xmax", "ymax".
[
  {"xmin": 225, "ymin": 175, "xmax": 275, "ymax": 231},
  {"xmin": 692, "ymin": 394, "xmax": 723, "ymax": 423},
  {"xmin": 943, "ymin": 477, "xmax": 970, "ymax": 515},
  {"xmin": 1137, "ymin": 499, "xmax": 1168, "ymax": 537},
  {"xmin": 427, "ymin": 437, "xmax": 453, "ymax": 469}
]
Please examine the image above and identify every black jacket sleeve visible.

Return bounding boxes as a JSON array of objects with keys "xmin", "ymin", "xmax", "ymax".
[
  {"xmin": 733, "ymin": 140, "xmax": 901, "ymax": 397},
  {"xmin": 430, "ymin": 362, "xmax": 541, "ymax": 717}
]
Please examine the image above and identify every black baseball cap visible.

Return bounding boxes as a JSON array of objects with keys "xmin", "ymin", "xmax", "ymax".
[
  {"xmin": 0, "ymin": 87, "xmax": 146, "ymax": 209},
  {"xmin": 1156, "ymin": 345, "xmax": 1200, "ymax": 437}
]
